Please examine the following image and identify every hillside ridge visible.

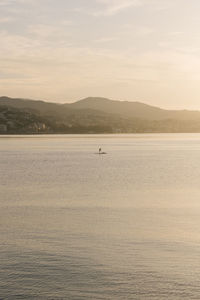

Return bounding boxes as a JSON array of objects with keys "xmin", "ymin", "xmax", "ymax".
[{"xmin": 1, "ymin": 96, "xmax": 200, "ymax": 134}]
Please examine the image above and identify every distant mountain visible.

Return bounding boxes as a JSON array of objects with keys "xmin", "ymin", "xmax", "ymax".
[
  {"xmin": 68, "ymin": 97, "xmax": 168, "ymax": 120},
  {"xmin": 68, "ymin": 97, "xmax": 200, "ymax": 121},
  {"xmin": 0, "ymin": 96, "xmax": 68, "ymax": 116},
  {"xmin": 1, "ymin": 96, "xmax": 200, "ymax": 133},
  {"xmin": 0, "ymin": 96, "xmax": 123, "ymax": 134}
]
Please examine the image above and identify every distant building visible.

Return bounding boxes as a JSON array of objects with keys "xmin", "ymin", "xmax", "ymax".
[
  {"xmin": 29, "ymin": 122, "xmax": 47, "ymax": 132},
  {"xmin": 36, "ymin": 123, "xmax": 46, "ymax": 131},
  {"xmin": 0, "ymin": 124, "xmax": 7, "ymax": 132}
]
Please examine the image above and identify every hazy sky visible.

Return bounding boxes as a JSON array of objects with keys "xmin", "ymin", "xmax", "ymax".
[{"xmin": 1, "ymin": 0, "xmax": 200, "ymax": 108}]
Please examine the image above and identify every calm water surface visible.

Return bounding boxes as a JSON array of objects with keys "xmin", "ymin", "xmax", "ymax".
[{"xmin": 1, "ymin": 134, "xmax": 200, "ymax": 299}]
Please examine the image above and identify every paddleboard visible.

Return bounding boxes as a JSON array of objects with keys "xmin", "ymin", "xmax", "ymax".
[{"xmin": 94, "ymin": 152, "xmax": 107, "ymax": 154}]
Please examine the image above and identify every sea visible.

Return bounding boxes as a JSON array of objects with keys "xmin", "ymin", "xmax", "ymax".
[{"xmin": 1, "ymin": 134, "xmax": 200, "ymax": 299}]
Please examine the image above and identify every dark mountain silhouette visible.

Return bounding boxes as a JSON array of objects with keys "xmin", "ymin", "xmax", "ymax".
[
  {"xmin": 1, "ymin": 96, "xmax": 200, "ymax": 133},
  {"xmin": 68, "ymin": 97, "xmax": 168, "ymax": 120},
  {"xmin": 0, "ymin": 96, "xmax": 68, "ymax": 116},
  {"xmin": 68, "ymin": 97, "xmax": 200, "ymax": 121}
]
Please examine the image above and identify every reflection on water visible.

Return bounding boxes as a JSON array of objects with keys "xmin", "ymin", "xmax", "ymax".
[{"xmin": 1, "ymin": 134, "xmax": 200, "ymax": 299}]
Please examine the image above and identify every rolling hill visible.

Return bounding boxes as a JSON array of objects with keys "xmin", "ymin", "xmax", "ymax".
[
  {"xmin": 69, "ymin": 97, "xmax": 200, "ymax": 121},
  {"xmin": 1, "ymin": 96, "xmax": 200, "ymax": 133}
]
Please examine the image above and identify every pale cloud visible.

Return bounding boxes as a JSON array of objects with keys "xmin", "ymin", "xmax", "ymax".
[
  {"xmin": 1, "ymin": 0, "xmax": 200, "ymax": 108},
  {"xmin": 1, "ymin": 25, "xmax": 199, "ymax": 101},
  {"xmin": 0, "ymin": 0, "xmax": 35, "ymax": 5},
  {"xmin": 0, "ymin": 0, "xmax": 15, "ymax": 6},
  {"xmin": 0, "ymin": 31, "xmax": 42, "ymax": 58},
  {"xmin": 94, "ymin": 0, "xmax": 142, "ymax": 16},
  {"xmin": 94, "ymin": 36, "xmax": 119, "ymax": 43},
  {"xmin": 0, "ymin": 17, "xmax": 15, "ymax": 23},
  {"xmin": 28, "ymin": 24, "xmax": 72, "ymax": 42}
]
